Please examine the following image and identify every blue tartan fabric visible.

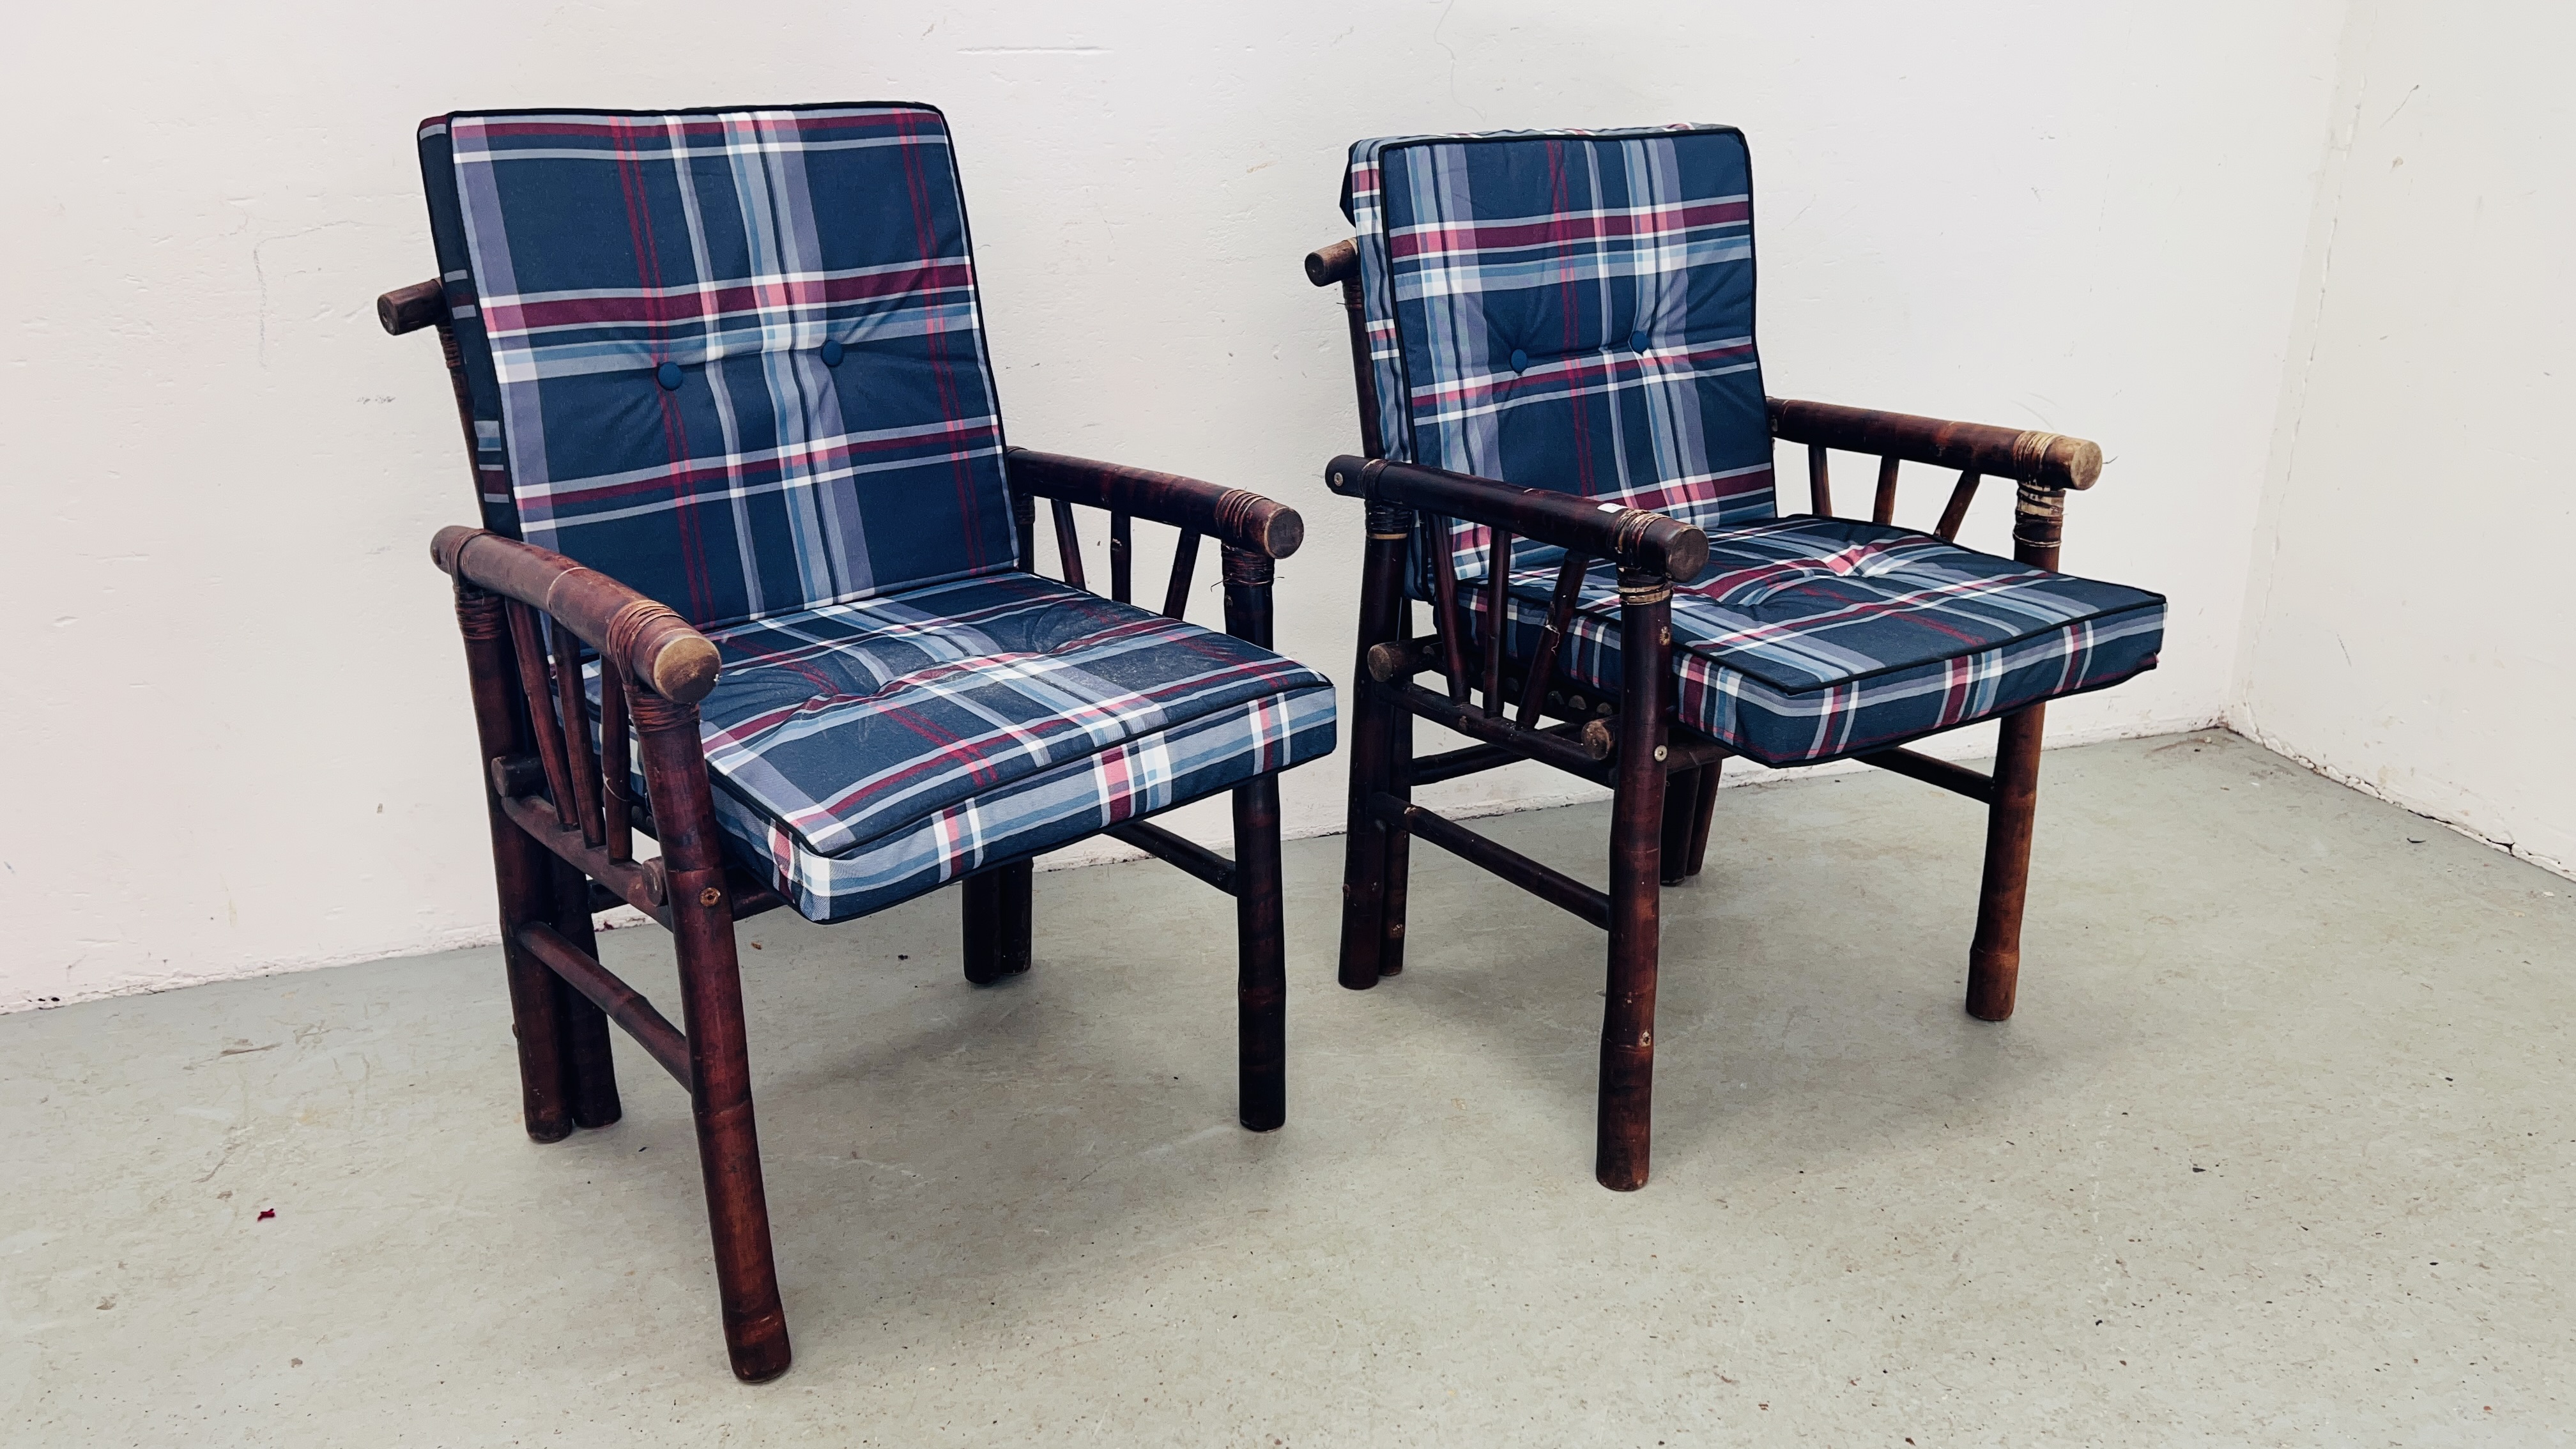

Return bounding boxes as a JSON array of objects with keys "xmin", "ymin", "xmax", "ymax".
[
  {"xmin": 1459, "ymin": 518, "xmax": 2165, "ymax": 766},
  {"xmin": 595, "ymin": 572, "xmax": 1336, "ymax": 923},
  {"xmin": 410, "ymin": 103, "xmax": 1338, "ymax": 923},
  {"xmin": 418, "ymin": 104, "xmax": 1015, "ymax": 629},
  {"xmin": 1344, "ymin": 126, "xmax": 1776, "ymax": 588},
  {"xmin": 728, "ymin": 687, "xmax": 1335, "ymax": 923}
]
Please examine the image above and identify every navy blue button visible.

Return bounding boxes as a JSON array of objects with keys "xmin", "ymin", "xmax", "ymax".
[
  {"xmin": 820, "ymin": 339, "xmax": 845, "ymax": 367},
  {"xmin": 656, "ymin": 362, "xmax": 684, "ymax": 390},
  {"xmin": 1630, "ymin": 329, "xmax": 1651, "ymax": 353},
  {"xmin": 1509, "ymin": 348, "xmax": 1529, "ymax": 373}
]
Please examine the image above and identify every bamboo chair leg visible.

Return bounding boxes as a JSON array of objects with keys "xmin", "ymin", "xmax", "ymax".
[
  {"xmin": 634, "ymin": 692, "xmax": 791, "ymax": 1384},
  {"xmin": 1658, "ymin": 767, "xmax": 1701, "ymax": 887},
  {"xmin": 1377, "ymin": 704, "xmax": 1413, "ymax": 977},
  {"xmin": 1967, "ymin": 703, "xmax": 2046, "ymax": 1022},
  {"xmin": 1685, "ymin": 760, "xmax": 1723, "ymax": 878},
  {"xmin": 496, "ymin": 837, "xmax": 576, "ymax": 1142},
  {"xmin": 548, "ymin": 856, "xmax": 623, "ymax": 1129},
  {"xmin": 1337, "ymin": 756, "xmax": 1393, "ymax": 990},
  {"xmin": 1597, "ymin": 575, "xmax": 1673, "ymax": 1192},
  {"xmin": 1338, "ymin": 507, "xmax": 1410, "ymax": 989},
  {"xmin": 455, "ymin": 585, "xmax": 577, "ymax": 1142},
  {"xmin": 961, "ymin": 862, "xmax": 1034, "ymax": 985},
  {"xmin": 1234, "ymin": 774, "xmax": 1288, "ymax": 1131}
]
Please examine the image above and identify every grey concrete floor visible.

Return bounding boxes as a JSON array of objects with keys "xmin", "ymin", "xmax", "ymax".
[{"xmin": 6, "ymin": 732, "xmax": 2573, "ymax": 1446}]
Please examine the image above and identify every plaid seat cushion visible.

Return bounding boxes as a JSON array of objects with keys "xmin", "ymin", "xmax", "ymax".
[
  {"xmin": 1344, "ymin": 126, "xmax": 1777, "ymax": 590},
  {"xmin": 599, "ymin": 571, "xmax": 1335, "ymax": 923},
  {"xmin": 418, "ymin": 103, "xmax": 1016, "ymax": 629},
  {"xmin": 1461, "ymin": 519, "xmax": 2166, "ymax": 767}
]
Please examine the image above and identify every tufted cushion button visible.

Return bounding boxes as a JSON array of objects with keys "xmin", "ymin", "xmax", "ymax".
[
  {"xmin": 656, "ymin": 361, "xmax": 684, "ymax": 390},
  {"xmin": 1509, "ymin": 348, "xmax": 1528, "ymax": 373},
  {"xmin": 1630, "ymin": 329, "xmax": 1650, "ymax": 353},
  {"xmin": 820, "ymin": 339, "xmax": 845, "ymax": 367}
]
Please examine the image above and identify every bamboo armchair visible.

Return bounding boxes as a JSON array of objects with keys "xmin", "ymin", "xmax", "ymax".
[
  {"xmin": 1306, "ymin": 126, "xmax": 2165, "ymax": 1192},
  {"xmin": 383, "ymin": 103, "xmax": 1333, "ymax": 1381}
]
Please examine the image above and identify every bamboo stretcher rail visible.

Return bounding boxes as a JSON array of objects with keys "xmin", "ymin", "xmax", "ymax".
[
  {"xmin": 498, "ymin": 793, "xmax": 672, "ymax": 927},
  {"xmin": 1857, "ymin": 747, "xmax": 1997, "ymax": 803},
  {"xmin": 1103, "ymin": 820, "xmax": 1240, "ymax": 895},
  {"xmin": 516, "ymin": 921, "xmax": 692, "ymax": 1086},
  {"xmin": 1370, "ymin": 792, "xmax": 1611, "ymax": 930},
  {"xmin": 1384, "ymin": 678, "xmax": 1613, "ymax": 772}
]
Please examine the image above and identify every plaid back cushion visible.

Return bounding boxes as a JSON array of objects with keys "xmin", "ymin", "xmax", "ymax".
[
  {"xmin": 1344, "ymin": 126, "xmax": 1777, "ymax": 584},
  {"xmin": 417, "ymin": 103, "xmax": 1016, "ymax": 629}
]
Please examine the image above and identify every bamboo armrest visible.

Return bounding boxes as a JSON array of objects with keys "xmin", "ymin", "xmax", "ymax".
[
  {"xmin": 1767, "ymin": 397, "xmax": 2101, "ymax": 491},
  {"xmin": 1006, "ymin": 448, "xmax": 1305, "ymax": 560},
  {"xmin": 1324, "ymin": 456, "xmax": 1710, "ymax": 581},
  {"xmin": 431, "ymin": 526, "xmax": 721, "ymax": 705}
]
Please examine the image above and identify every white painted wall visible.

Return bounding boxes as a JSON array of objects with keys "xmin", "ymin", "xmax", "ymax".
[
  {"xmin": 1, "ymin": 1, "xmax": 2345, "ymax": 1011},
  {"xmin": 2232, "ymin": 0, "xmax": 2576, "ymax": 878}
]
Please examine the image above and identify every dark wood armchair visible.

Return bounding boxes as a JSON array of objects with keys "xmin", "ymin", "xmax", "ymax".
[
  {"xmin": 1305, "ymin": 126, "xmax": 2164, "ymax": 1192},
  {"xmin": 385, "ymin": 103, "xmax": 1334, "ymax": 1381}
]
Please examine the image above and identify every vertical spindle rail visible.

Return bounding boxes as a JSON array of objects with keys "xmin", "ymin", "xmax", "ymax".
[
  {"xmin": 1515, "ymin": 551, "xmax": 1590, "ymax": 726},
  {"xmin": 503, "ymin": 602, "xmax": 579, "ymax": 831},
  {"xmin": 599, "ymin": 664, "xmax": 633, "ymax": 862},
  {"xmin": 1873, "ymin": 456, "xmax": 1903, "ymax": 525},
  {"xmin": 551, "ymin": 625, "xmax": 607, "ymax": 848},
  {"xmin": 1049, "ymin": 498, "xmax": 1087, "ymax": 590},
  {"xmin": 1162, "ymin": 530, "xmax": 1201, "ymax": 619},
  {"xmin": 1480, "ymin": 530, "xmax": 1513, "ymax": 714},
  {"xmin": 1429, "ymin": 525, "xmax": 1470, "ymax": 702},
  {"xmin": 1012, "ymin": 490, "xmax": 1039, "ymax": 573},
  {"xmin": 1935, "ymin": 470, "xmax": 1983, "ymax": 540},
  {"xmin": 1109, "ymin": 510, "xmax": 1133, "ymax": 604},
  {"xmin": 1807, "ymin": 442, "xmax": 1834, "ymax": 516}
]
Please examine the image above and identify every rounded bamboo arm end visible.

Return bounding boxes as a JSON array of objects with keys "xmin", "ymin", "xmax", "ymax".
[{"xmin": 431, "ymin": 526, "xmax": 721, "ymax": 705}]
